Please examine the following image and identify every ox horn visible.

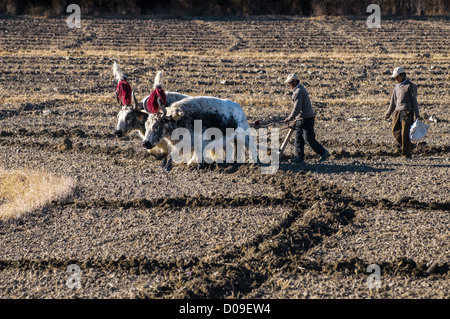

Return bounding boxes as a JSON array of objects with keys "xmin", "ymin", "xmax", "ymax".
[
  {"xmin": 132, "ymin": 90, "xmax": 138, "ymax": 109},
  {"xmin": 157, "ymin": 98, "xmax": 167, "ymax": 118},
  {"xmin": 132, "ymin": 90, "xmax": 144, "ymax": 110}
]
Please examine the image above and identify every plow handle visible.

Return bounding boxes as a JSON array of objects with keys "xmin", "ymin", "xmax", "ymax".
[{"xmin": 280, "ymin": 128, "xmax": 294, "ymax": 155}]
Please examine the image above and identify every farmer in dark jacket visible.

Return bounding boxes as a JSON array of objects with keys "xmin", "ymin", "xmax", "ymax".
[
  {"xmin": 284, "ymin": 73, "xmax": 329, "ymax": 164},
  {"xmin": 385, "ymin": 67, "xmax": 422, "ymax": 159}
]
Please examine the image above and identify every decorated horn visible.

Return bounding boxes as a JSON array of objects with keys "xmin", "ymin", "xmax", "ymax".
[
  {"xmin": 157, "ymin": 98, "xmax": 167, "ymax": 118},
  {"xmin": 132, "ymin": 90, "xmax": 138, "ymax": 109},
  {"xmin": 132, "ymin": 90, "xmax": 144, "ymax": 110}
]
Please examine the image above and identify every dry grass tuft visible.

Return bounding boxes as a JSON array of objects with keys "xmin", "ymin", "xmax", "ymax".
[{"xmin": 0, "ymin": 167, "xmax": 75, "ymax": 220}]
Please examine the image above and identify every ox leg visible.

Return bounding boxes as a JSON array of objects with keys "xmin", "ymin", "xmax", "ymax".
[
  {"xmin": 186, "ymin": 154, "xmax": 203, "ymax": 170},
  {"xmin": 194, "ymin": 148, "xmax": 204, "ymax": 170},
  {"xmin": 187, "ymin": 137, "xmax": 205, "ymax": 169},
  {"xmin": 245, "ymin": 134, "xmax": 259, "ymax": 164},
  {"xmin": 187, "ymin": 152, "xmax": 197, "ymax": 167},
  {"xmin": 163, "ymin": 155, "xmax": 173, "ymax": 172},
  {"xmin": 160, "ymin": 156, "xmax": 167, "ymax": 168},
  {"xmin": 225, "ymin": 135, "xmax": 236, "ymax": 163}
]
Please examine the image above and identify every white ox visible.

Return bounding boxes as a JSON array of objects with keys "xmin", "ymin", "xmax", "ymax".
[
  {"xmin": 114, "ymin": 90, "xmax": 188, "ymax": 159},
  {"xmin": 142, "ymin": 96, "xmax": 259, "ymax": 171},
  {"xmin": 113, "ymin": 68, "xmax": 189, "ymax": 159}
]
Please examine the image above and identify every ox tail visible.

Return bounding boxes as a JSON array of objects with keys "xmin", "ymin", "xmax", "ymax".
[
  {"xmin": 153, "ymin": 71, "xmax": 164, "ymax": 89},
  {"xmin": 113, "ymin": 62, "xmax": 124, "ymax": 82}
]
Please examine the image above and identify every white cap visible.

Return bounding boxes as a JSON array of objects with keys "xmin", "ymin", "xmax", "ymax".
[
  {"xmin": 391, "ymin": 67, "xmax": 406, "ymax": 78},
  {"xmin": 284, "ymin": 73, "xmax": 299, "ymax": 83}
]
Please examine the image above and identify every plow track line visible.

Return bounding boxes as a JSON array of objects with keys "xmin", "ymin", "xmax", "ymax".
[
  {"xmin": 58, "ymin": 195, "xmax": 297, "ymax": 210},
  {"xmin": 50, "ymin": 194, "xmax": 450, "ymax": 212}
]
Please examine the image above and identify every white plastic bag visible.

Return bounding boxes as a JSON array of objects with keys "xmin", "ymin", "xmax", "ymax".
[{"xmin": 409, "ymin": 119, "xmax": 429, "ymax": 141}]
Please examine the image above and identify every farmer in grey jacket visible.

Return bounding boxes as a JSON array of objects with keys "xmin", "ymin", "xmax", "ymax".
[
  {"xmin": 385, "ymin": 67, "xmax": 422, "ymax": 158},
  {"xmin": 284, "ymin": 73, "xmax": 329, "ymax": 164}
]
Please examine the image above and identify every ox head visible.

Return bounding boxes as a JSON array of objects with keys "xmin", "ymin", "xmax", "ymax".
[
  {"xmin": 142, "ymin": 107, "xmax": 184, "ymax": 150},
  {"xmin": 115, "ymin": 90, "xmax": 149, "ymax": 138}
]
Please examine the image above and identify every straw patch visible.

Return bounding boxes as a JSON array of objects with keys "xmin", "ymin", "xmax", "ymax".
[{"xmin": 0, "ymin": 167, "xmax": 75, "ymax": 220}]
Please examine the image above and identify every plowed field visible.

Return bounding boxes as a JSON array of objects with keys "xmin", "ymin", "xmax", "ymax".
[{"xmin": 0, "ymin": 15, "xmax": 449, "ymax": 299}]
